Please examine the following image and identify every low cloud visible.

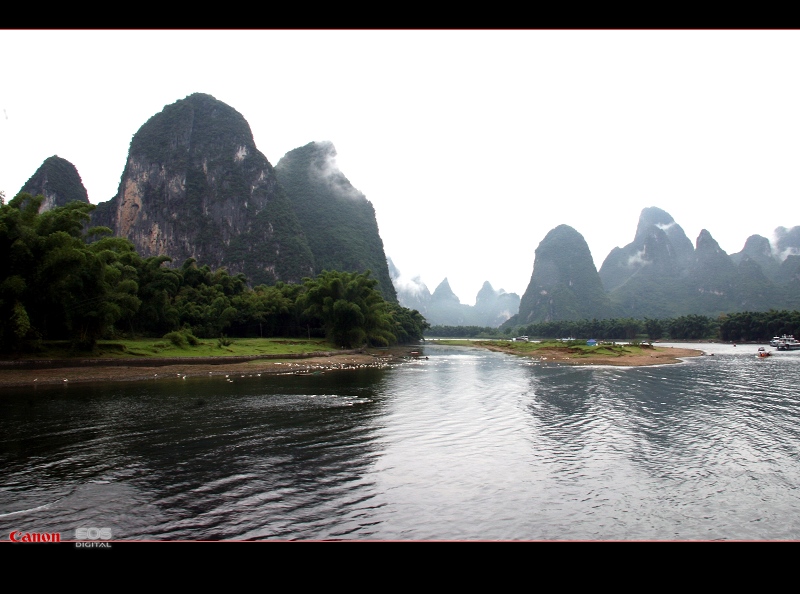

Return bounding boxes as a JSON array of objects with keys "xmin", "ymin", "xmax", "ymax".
[
  {"xmin": 388, "ymin": 257, "xmax": 429, "ymax": 296},
  {"xmin": 309, "ymin": 141, "xmax": 364, "ymax": 201},
  {"xmin": 771, "ymin": 227, "xmax": 800, "ymax": 261},
  {"xmin": 626, "ymin": 248, "xmax": 650, "ymax": 267},
  {"xmin": 778, "ymin": 247, "xmax": 800, "ymax": 261}
]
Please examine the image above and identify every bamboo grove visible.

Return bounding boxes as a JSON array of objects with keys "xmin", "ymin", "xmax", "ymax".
[{"xmin": 0, "ymin": 193, "xmax": 429, "ymax": 353}]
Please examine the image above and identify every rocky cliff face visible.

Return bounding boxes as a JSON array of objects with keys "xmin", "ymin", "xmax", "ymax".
[
  {"xmin": 274, "ymin": 141, "xmax": 397, "ymax": 302},
  {"xmin": 91, "ymin": 93, "xmax": 314, "ymax": 285},
  {"xmin": 517, "ymin": 224, "xmax": 613, "ymax": 323},
  {"xmin": 18, "ymin": 155, "xmax": 90, "ymax": 212}
]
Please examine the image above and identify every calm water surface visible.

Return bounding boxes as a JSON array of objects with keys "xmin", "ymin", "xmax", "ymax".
[{"xmin": 2, "ymin": 342, "xmax": 800, "ymax": 541}]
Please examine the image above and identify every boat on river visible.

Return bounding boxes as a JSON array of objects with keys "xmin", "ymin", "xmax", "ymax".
[
  {"xmin": 774, "ymin": 335, "xmax": 800, "ymax": 351},
  {"xmin": 757, "ymin": 347, "xmax": 771, "ymax": 358}
]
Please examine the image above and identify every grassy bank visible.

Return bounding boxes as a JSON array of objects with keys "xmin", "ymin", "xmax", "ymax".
[
  {"xmin": 433, "ymin": 338, "xmax": 701, "ymax": 366},
  {"xmin": 3, "ymin": 338, "xmax": 339, "ymax": 360},
  {"xmin": 0, "ymin": 339, "xmax": 419, "ymax": 388}
]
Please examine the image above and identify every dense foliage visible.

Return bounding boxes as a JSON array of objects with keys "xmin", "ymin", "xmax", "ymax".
[
  {"xmin": 0, "ymin": 195, "xmax": 427, "ymax": 353},
  {"xmin": 717, "ymin": 310, "xmax": 800, "ymax": 342},
  {"xmin": 0, "ymin": 194, "xmax": 139, "ymax": 351},
  {"xmin": 425, "ymin": 325, "xmax": 505, "ymax": 338},
  {"xmin": 429, "ymin": 311, "xmax": 800, "ymax": 342},
  {"xmin": 300, "ymin": 270, "xmax": 423, "ymax": 347},
  {"xmin": 494, "ymin": 315, "xmax": 700, "ymax": 341}
]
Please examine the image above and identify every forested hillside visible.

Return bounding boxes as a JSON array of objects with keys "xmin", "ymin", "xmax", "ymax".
[{"xmin": 275, "ymin": 141, "xmax": 397, "ymax": 302}]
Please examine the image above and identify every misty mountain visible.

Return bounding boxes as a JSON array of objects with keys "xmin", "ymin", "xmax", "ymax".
[
  {"xmin": 389, "ymin": 259, "xmax": 519, "ymax": 327},
  {"xmin": 598, "ymin": 207, "xmax": 693, "ymax": 293},
  {"xmin": 503, "ymin": 211, "xmax": 800, "ymax": 327},
  {"xmin": 593, "ymin": 208, "xmax": 800, "ymax": 320},
  {"xmin": 427, "ymin": 278, "xmax": 472, "ymax": 326},
  {"xmin": 516, "ymin": 225, "xmax": 614, "ymax": 324},
  {"xmin": 91, "ymin": 92, "xmax": 315, "ymax": 286},
  {"xmin": 685, "ymin": 229, "xmax": 739, "ymax": 313},
  {"xmin": 781, "ymin": 255, "xmax": 800, "ymax": 310},
  {"xmin": 388, "ymin": 257, "xmax": 431, "ymax": 313},
  {"xmin": 18, "ymin": 155, "xmax": 90, "ymax": 212},
  {"xmin": 775, "ymin": 226, "xmax": 800, "ymax": 260},
  {"xmin": 731, "ymin": 235, "xmax": 781, "ymax": 283},
  {"xmin": 274, "ymin": 141, "xmax": 396, "ymax": 302},
  {"xmin": 474, "ymin": 281, "xmax": 521, "ymax": 327},
  {"xmin": 733, "ymin": 255, "xmax": 783, "ymax": 311},
  {"xmin": 603, "ymin": 213, "xmax": 800, "ymax": 319}
]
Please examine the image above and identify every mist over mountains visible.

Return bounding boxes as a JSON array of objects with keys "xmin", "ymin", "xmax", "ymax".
[
  {"xmin": 15, "ymin": 92, "xmax": 800, "ymax": 328},
  {"xmin": 388, "ymin": 258, "xmax": 520, "ymax": 327}
]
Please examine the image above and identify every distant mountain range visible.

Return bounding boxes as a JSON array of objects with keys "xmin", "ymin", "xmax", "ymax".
[
  {"xmin": 16, "ymin": 93, "xmax": 800, "ymax": 326},
  {"xmin": 389, "ymin": 258, "xmax": 520, "ymax": 327},
  {"xmin": 504, "ymin": 207, "xmax": 800, "ymax": 328}
]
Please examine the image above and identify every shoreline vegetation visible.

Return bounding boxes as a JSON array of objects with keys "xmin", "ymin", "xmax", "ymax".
[
  {"xmin": 0, "ymin": 337, "xmax": 705, "ymax": 389},
  {"xmin": 433, "ymin": 339, "xmax": 704, "ymax": 367},
  {"xmin": 0, "ymin": 339, "xmax": 414, "ymax": 389}
]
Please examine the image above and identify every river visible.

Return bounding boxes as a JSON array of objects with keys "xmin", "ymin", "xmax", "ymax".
[{"xmin": 2, "ymin": 342, "xmax": 799, "ymax": 541}]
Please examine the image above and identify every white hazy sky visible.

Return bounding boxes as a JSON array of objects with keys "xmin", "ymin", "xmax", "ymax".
[{"xmin": 2, "ymin": 29, "xmax": 798, "ymax": 305}]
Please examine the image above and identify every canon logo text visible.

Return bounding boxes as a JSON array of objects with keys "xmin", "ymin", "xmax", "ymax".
[{"xmin": 9, "ymin": 531, "xmax": 61, "ymax": 543}]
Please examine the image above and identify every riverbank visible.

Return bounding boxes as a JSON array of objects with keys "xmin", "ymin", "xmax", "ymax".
[
  {"xmin": 0, "ymin": 340, "xmax": 707, "ymax": 389},
  {"xmin": 0, "ymin": 347, "xmax": 414, "ymax": 389},
  {"xmin": 452, "ymin": 340, "xmax": 704, "ymax": 367}
]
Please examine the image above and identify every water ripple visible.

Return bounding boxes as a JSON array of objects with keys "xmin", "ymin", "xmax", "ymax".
[{"xmin": 2, "ymin": 344, "xmax": 800, "ymax": 540}]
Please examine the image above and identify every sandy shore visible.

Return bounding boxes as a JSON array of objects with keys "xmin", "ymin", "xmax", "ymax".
[
  {"xmin": 477, "ymin": 343, "xmax": 704, "ymax": 367},
  {"xmin": 0, "ymin": 350, "xmax": 410, "ymax": 389}
]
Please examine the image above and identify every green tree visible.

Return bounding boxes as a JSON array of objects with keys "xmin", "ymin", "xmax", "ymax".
[
  {"xmin": 130, "ymin": 255, "xmax": 182, "ymax": 336},
  {"xmin": 0, "ymin": 193, "xmax": 141, "ymax": 351},
  {"xmin": 300, "ymin": 270, "xmax": 396, "ymax": 347}
]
